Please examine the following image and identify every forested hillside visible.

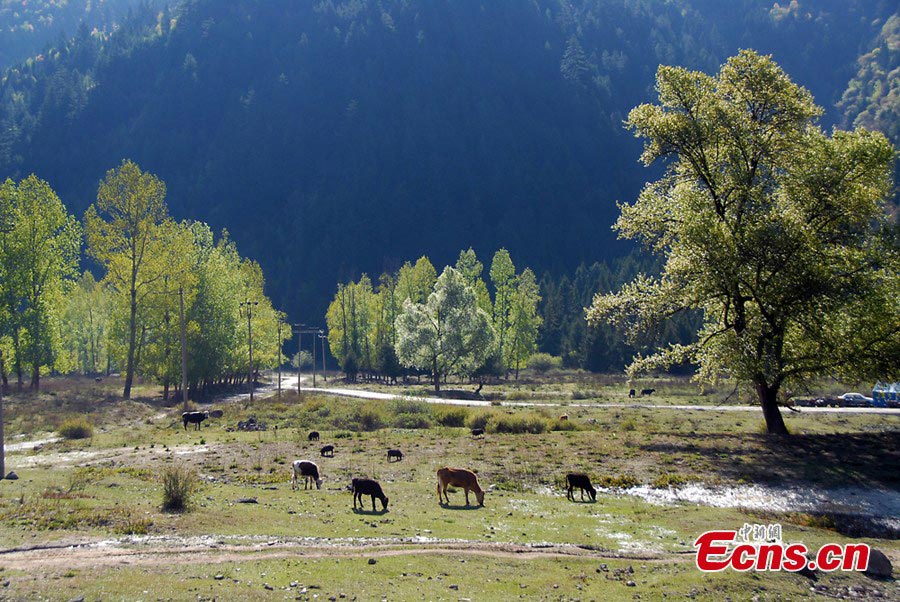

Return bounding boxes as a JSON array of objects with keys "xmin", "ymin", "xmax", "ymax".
[
  {"xmin": 0, "ymin": 0, "xmax": 896, "ymax": 334},
  {"xmin": 0, "ymin": 0, "xmax": 156, "ymax": 69}
]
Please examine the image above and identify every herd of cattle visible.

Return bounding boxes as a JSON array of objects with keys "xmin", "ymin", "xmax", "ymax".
[{"xmin": 181, "ymin": 411, "xmax": 600, "ymax": 511}]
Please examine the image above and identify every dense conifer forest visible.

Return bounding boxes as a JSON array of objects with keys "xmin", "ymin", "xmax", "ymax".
[{"xmin": 1, "ymin": 0, "xmax": 897, "ymax": 372}]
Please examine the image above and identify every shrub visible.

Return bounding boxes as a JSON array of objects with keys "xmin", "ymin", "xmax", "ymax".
[
  {"xmin": 596, "ymin": 474, "xmax": 640, "ymax": 489},
  {"xmin": 393, "ymin": 413, "xmax": 432, "ymax": 429},
  {"xmin": 651, "ymin": 473, "xmax": 695, "ymax": 489},
  {"xmin": 161, "ymin": 465, "xmax": 198, "ymax": 511},
  {"xmin": 434, "ymin": 406, "xmax": 468, "ymax": 427},
  {"xmin": 58, "ymin": 417, "xmax": 93, "ymax": 440},
  {"xmin": 467, "ymin": 410, "xmax": 495, "ymax": 431},
  {"xmin": 488, "ymin": 412, "xmax": 548, "ymax": 434},
  {"xmin": 527, "ymin": 353, "xmax": 561, "ymax": 374},
  {"xmin": 352, "ymin": 402, "xmax": 386, "ymax": 431},
  {"xmin": 549, "ymin": 418, "xmax": 578, "ymax": 431}
]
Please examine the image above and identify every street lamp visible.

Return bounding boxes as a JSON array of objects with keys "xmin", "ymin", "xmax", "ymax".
[
  {"xmin": 318, "ymin": 331, "xmax": 327, "ymax": 382},
  {"xmin": 240, "ymin": 300, "xmax": 259, "ymax": 402}
]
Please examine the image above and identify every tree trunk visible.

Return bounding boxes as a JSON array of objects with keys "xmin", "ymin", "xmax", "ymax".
[
  {"xmin": 12, "ymin": 330, "xmax": 22, "ymax": 389},
  {"xmin": 757, "ymin": 382, "xmax": 788, "ymax": 435},
  {"xmin": 432, "ymin": 358, "xmax": 441, "ymax": 393},
  {"xmin": 30, "ymin": 363, "xmax": 39, "ymax": 390},
  {"xmin": 123, "ymin": 288, "xmax": 138, "ymax": 400}
]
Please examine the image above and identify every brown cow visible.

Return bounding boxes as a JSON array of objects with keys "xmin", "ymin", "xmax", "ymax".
[{"xmin": 436, "ymin": 467, "xmax": 485, "ymax": 507}]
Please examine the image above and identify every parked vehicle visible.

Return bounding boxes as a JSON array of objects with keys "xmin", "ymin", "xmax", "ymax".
[{"xmin": 838, "ymin": 392, "xmax": 873, "ymax": 407}]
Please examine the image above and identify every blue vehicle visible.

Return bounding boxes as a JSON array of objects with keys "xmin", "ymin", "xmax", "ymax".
[{"xmin": 871, "ymin": 382, "xmax": 898, "ymax": 408}]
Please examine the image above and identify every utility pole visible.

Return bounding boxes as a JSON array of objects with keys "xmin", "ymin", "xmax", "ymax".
[
  {"xmin": 277, "ymin": 320, "xmax": 283, "ymax": 399},
  {"xmin": 240, "ymin": 300, "xmax": 258, "ymax": 402},
  {"xmin": 294, "ymin": 325, "xmax": 322, "ymax": 389},
  {"xmin": 294, "ymin": 324, "xmax": 303, "ymax": 394},
  {"xmin": 319, "ymin": 331, "xmax": 327, "ymax": 382},
  {"xmin": 179, "ymin": 287, "xmax": 189, "ymax": 411}
]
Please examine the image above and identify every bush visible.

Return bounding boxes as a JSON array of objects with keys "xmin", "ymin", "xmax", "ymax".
[
  {"xmin": 393, "ymin": 413, "xmax": 433, "ymax": 429},
  {"xmin": 467, "ymin": 410, "xmax": 495, "ymax": 431},
  {"xmin": 549, "ymin": 418, "xmax": 578, "ymax": 431},
  {"xmin": 488, "ymin": 412, "xmax": 548, "ymax": 434},
  {"xmin": 596, "ymin": 474, "xmax": 640, "ymax": 489},
  {"xmin": 161, "ymin": 465, "xmax": 198, "ymax": 511},
  {"xmin": 527, "ymin": 353, "xmax": 561, "ymax": 374},
  {"xmin": 434, "ymin": 406, "xmax": 469, "ymax": 427},
  {"xmin": 352, "ymin": 402, "xmax": 386, "ymax": 431},
  {"xmin": 58, "ymin": 417, "xmax": 93, "ymax": 439}
]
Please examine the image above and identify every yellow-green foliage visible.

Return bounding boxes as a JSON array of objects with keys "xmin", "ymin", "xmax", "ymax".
[
  {"xmin": 161, "ymin": 465, "xmax": 198, "ymax": 511},
  {"xmin": 58, "ymin": 416, "xmax": 94, "ymax": 439}
]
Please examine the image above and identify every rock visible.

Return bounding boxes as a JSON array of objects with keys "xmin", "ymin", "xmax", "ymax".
[
  {"xmin": 214, "ymin": 574, "xmax": 224, "ymax": 580},
  {"xmin": 865, "ymin": 549, "xmax": 893, "ymax": 579},
  {"xmin": 626, "ymin": 581, "xmax": 636, "ymax": 587},
  {"xmin": 236, "ymin": 497, "xmax": 258, "ymax": 504},
  {"xmin": 263, "ymin": 583, "xmax": 273, "ymax": 590},
  {"xmin": 368, "ymin": 558, "xmax": 377, "ymax": 565},
  {"xmin": 290, "ymin": 581, "xmax": 299, "ymax": 587},
  {"xmin": 67, "ymin": 597, "xmax": 84, "ymax": 602},
  {"xmin": 5, "ymin": 471, "xmax": 18, "ymax": 480},
  {"xmin": 449, "ymin": 585, "xmax": 458, "ymax": 590}
]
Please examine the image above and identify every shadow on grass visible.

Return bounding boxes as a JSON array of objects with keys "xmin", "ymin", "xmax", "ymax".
[
  {"xmin": 640, "ymin": 432, "xmax": 900, "ymax": 489},
  {"xmin": 438, "ymin": 502, "xmax": 484, "ymax": 510},
  {"xmin": 352, "ymin": 507, "xmax": 389, "ymax": 515}
]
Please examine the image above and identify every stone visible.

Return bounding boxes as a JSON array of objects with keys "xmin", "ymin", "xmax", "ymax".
[
  {"xmin": 5, "ymin": 471, "xmax": 18, "ymax": 480},
  {"xmin": 67, "ymin": 597, "xmax": 84, "ymax": 602},
  {"xmin": 214, "ymin": 574, "xmax": 224, "ymax": 580},
  {"xmin": 626, "ymin": 581, "xmax": 636, "ymax": 587},
  {"xmin": 864, "ymin": 549, "xmax": 893, "ymax": 579},
  {"xmin": 236, "ymin": 497, "xmax": 258, "ymax": 504},
  {"xmin": 368, "ymin": 558, "xmax": 376, "ymax": 565}
]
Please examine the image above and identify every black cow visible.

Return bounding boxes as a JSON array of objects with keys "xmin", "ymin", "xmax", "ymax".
[
  {"xmin": 640, "ymin": 388, "xmax": 656, "ymax": 396},
  {"xmin": 352, "ymin": 477, "xmax": 389, "ymax": 512},
  {"xmin": 320, "ymin": 444, "xmax": 335, "ymax": 457},
  {"xmin": 565, "ymin": 473, "xmax": 597, "ymax": 502},
  {"xmin": 471, "ymin": 428, "xmax": 485, "ymax": 437},
  {"xmin": 387, "ymin": 449, "xmax": 403, "ymax": 462},
  {"xmin": 182, "ymin": 411, "xmax": 209, "ymax": 431},
  {"xmin": 628, "ymin": 389, "xmax": 636, "ymax": 398},
  {"xmin": 308, "ymin": 431, "xmax": 320, "ymax": 442}
]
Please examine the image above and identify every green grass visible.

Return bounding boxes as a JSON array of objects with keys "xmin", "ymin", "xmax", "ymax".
[{"xmin": 0, "ymin": 375, "xmax": 897, "ymax": 599}]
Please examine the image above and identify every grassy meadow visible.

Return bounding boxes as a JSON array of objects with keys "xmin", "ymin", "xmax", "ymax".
[{"xmin": 0, "ymin": 374, "xmax": 897, "ymax": 600}]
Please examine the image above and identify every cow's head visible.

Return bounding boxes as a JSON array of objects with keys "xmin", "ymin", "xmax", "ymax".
[{"xmin": 315, "ymin": 478, "xmax": 324, "ymax": 490}]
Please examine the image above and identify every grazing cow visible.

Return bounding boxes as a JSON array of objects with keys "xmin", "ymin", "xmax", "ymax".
[
  {"xmin": 387, "ymin": 449, "xmax": 403, "ymax": 462},
  {"xmin": 565, "ymin": 473, "xmax": 597, "ymax": 502},
  {"xmin": 291, "ymin": 460, "xmax": 323, "ymax": 490},
  {"xmin": 640, "ymin": 388, "xmax": 656, "ymax": 396},
  {"xmin": 351, "ymin": 477, "xmax": 389, "ymax": 511},
  {"xmin": 628, "ymin": 389, "xmax": 636, "ymax": 398},
  {"xmin": 308, "ymin": 431, "xmax": 320, "ymax": 442},
  {"xmin": 320, "ymin": 444, "xmax": 335, "ymax": 457},
  {"xmin": 471, "ymin": 428, "xmax": 485, "ymax": 437},
  {"xmin": 182, "ymin": 411, "xmax": 209, "ymax": 431},
  {"xmin": 436, "ymin": 467, "xmax": 485, "ymax": 507}
]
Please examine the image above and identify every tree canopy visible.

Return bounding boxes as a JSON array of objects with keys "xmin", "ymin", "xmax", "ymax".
[{"xmin": 588, "ymin": 50, "xmax": 899, "ymax": 434}]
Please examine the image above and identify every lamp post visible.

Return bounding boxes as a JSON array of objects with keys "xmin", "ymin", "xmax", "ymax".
[
  {"xmin": 240, "ymin": 300, "xmax": 259, "ymax": 402},
  {"xmin": 318, "ymin": 331, "xmax": 327, "ymax": 382}
]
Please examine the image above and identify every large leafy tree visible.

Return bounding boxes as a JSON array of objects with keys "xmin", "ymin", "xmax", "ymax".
[
  {"xmin": 588, "ymin": 50, "xmax": 899, "ymax": 435},
  {"xmin": 85, "ymin": 160, "xmax": 168, "ymax": 399},
  {"xmin": 0, "ymin": 175, "xmax": 80, "ymax": 388},
  {"xmin": 396, "ymin": 267, "xmax": 495, "ymax": 392}
]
